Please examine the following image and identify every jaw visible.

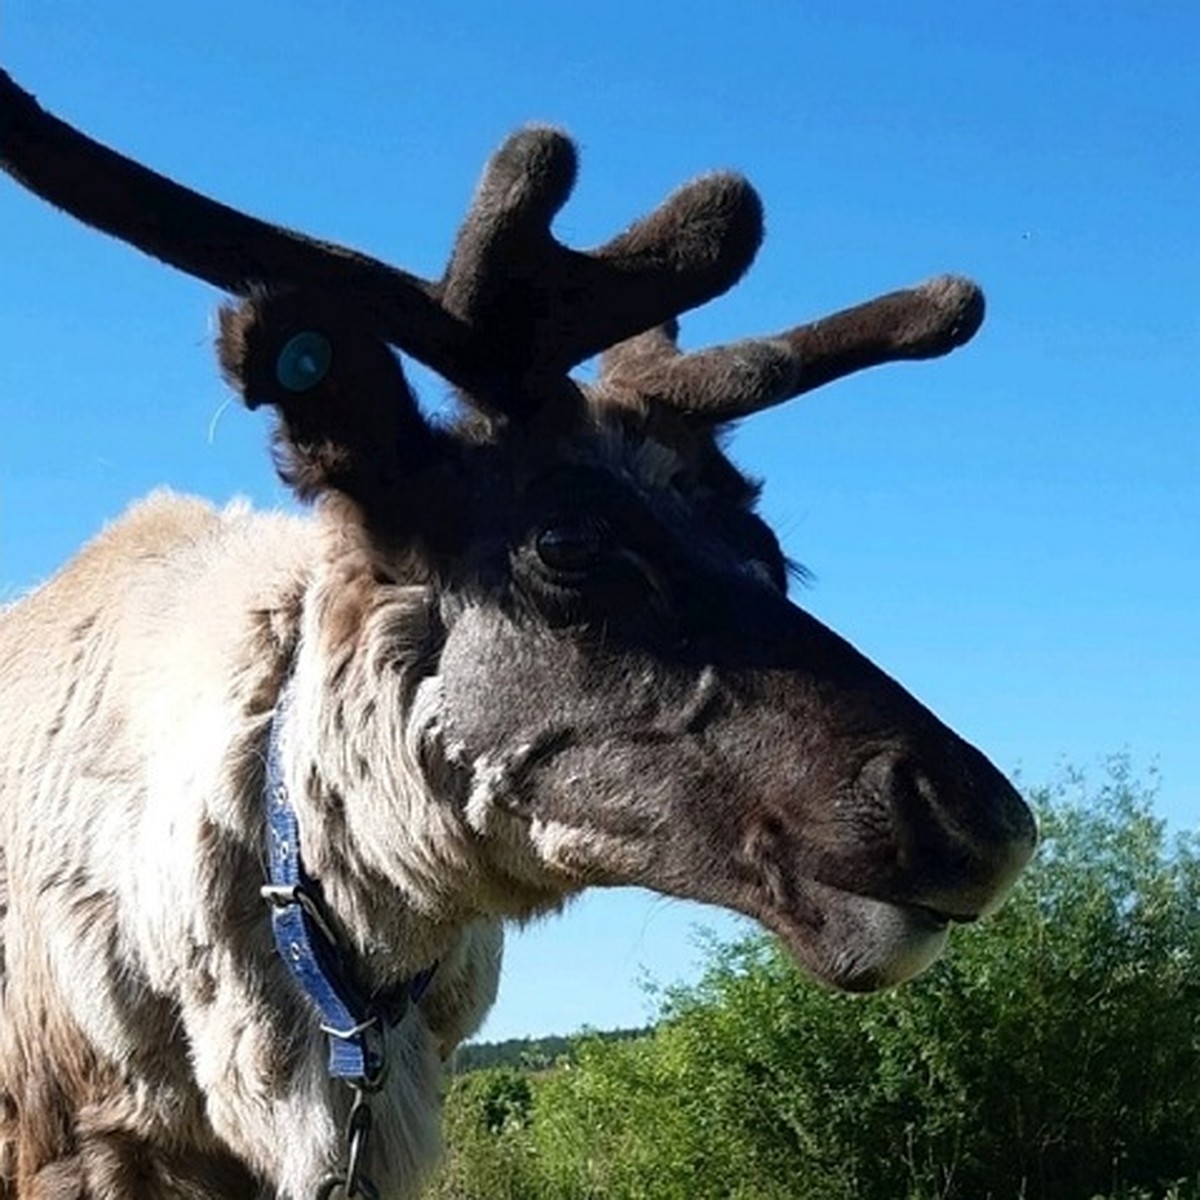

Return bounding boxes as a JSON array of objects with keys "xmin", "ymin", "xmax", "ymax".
[
  {"xmin": 533, "ymin": 818, "xmax": 954, "ymax": 991},
  {"xmin": 751, "ymin": 878, "xmax": 952, "ymax": 992},
  {"xmin": 511, "ymin": 797, "xmax": 955, "ymax": 993}
]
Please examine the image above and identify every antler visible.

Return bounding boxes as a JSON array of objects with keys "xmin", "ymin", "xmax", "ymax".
[
  {"xmin": 0, "ymin": 71, "xmax": 471, "ymax": 375},
  {"xmin": 596, "ymin": 275, "xmax": 985, "ymax": 419},
  {"xmin": 2, "ymin": 66, "xmax": 985, "ymax": 427},
  {"xmin": 0, "ymin": 69, "xmax": 762, "ymax": 410},
  {"xmin": 438, "ymin": 128, "xmax": 763, "ymax": 405}
]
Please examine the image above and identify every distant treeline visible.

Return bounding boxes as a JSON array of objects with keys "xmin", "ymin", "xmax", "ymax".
[{"xmin": 453, "ymin": 1026, "xmax": 650, "ymax": 1074}]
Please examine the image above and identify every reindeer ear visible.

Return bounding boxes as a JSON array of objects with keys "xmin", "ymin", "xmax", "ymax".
[{"xmin": 217, "ymin": 290, "xmax": 446, "ymax": 512}]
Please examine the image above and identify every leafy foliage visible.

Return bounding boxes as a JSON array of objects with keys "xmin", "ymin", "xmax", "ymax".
[{"xmin": 428, "ymin": 760, "xmax": 1199, "ymax": 1200}]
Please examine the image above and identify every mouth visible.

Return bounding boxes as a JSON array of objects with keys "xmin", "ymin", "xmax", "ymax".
[{"xmin": 759, "ymin": 880, "xmax": 968, "ymax": 993}]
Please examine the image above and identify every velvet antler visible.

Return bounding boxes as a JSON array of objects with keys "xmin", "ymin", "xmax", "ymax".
[
  {"xmin": 2, "ymin": 66, "xmax": 985, "ymax": 427},
  {"xmin": 439, "ymin": 129, "xmax": 762, "ymax": 391},
  {"xmin": 0, "ymin": 69, "xmax": 762, "ymax": 410},
  {"xmin": 596, "ymin": 276, "xmax": 985, "ymax": 419},
  {"xmin": 0, "ymin": 71, "xmax": 470, "ymax": 375}
]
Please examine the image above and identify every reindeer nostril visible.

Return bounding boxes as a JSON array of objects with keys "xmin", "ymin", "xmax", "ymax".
[
  {"xmin": 857, "ymin": 745, "xmax": 1037, "ymax": 919},
  {"xmin": 858, "ymin": 752, "xmax": 938, "ymax": 826},
  {"xmin": 892, "ymin": 758, "xmax": 938, "ymax": 812}
]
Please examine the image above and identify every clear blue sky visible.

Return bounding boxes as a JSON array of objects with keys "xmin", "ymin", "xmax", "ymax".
[{"xmin": 2, "ymin": 3, "xmax": 1196, "ymax": 1042}]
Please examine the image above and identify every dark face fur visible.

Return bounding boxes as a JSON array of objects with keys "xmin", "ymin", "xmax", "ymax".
[{"xmin": 423, "ymin": 412, "xmax": 1034, "ymax": 992}]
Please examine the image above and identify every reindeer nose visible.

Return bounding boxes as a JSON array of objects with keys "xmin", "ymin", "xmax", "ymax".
[{"xmin": 861, "ymin": 749, "xmax": 1037, "ymax": 919}]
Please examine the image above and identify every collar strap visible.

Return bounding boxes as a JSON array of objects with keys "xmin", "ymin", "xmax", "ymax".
[{"xmin": 263, "ymin": 679, "xmax": 436, "ymax": 1086}]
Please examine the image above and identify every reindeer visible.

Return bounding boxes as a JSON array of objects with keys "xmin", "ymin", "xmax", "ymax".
[{"xmin": 0, "ymin": 68, "xmax": 1035, "ymax": 1200}]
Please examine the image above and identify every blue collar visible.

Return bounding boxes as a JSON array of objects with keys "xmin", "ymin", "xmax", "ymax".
[{"xmin": 262, "ymin": 679, "xmax": 436, "ymax": 1087}]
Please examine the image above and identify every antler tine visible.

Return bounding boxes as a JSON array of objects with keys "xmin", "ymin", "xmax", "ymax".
[
  {"xmin": 437, "ymin": 125, "xmax": 765, "ymax": 397},
  {"xmin": 0, "ymin": 69, "xmax": 479, "ymax": 383},
  {"xmin": 598, "ymin": 276, "xmax": 986, "ymax": 419}
]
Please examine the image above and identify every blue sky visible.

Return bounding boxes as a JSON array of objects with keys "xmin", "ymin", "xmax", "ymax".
[{"xmin": 2, "ymin": 3, "xmax": 1196, "ymax": 1042}]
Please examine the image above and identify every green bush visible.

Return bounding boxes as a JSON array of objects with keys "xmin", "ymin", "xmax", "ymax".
[
  {"xmin": 429, "ymin": 760, "xmax": 1200, "ymax": 1200},
  {"xmin": 430, "ymin": 1067, "xmax": 540, "ymax": 1199}
]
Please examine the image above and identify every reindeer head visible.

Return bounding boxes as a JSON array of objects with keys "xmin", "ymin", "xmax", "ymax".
[{"xmin": 1, "ymin": 73, "xmax": 1034, "ymax": 992}]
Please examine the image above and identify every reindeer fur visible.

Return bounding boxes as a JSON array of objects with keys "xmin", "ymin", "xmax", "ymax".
[{"xmin": 0, "ymin": 67, "xmax": 1035, "ymax": 1199}]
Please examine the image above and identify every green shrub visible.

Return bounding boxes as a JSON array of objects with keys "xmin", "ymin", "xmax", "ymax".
[{"xmin": 428, "ymin": 1068, "xmax": 540, "ymax": 1200}]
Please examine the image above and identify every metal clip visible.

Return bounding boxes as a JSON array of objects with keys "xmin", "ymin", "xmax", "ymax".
[
  {"xmin": 315, "ymin": 1087, "xmax": 379, "ymax": 1200},
  {"xmin": 260, "ymin": 882, "xmax": 340, "ymax": 947}
]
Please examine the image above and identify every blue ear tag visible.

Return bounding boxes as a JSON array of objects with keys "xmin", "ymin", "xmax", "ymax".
[{"xmin": 276, "ymin": 331, "xmax": 333, "ymax": 392}]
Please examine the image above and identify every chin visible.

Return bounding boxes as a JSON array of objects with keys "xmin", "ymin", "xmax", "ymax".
[{"xmin": 766, "ymin": 879, "xmax": 952, "ymax": 993}]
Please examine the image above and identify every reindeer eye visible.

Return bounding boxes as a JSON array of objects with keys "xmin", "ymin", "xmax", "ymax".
[{"xmin": 534, "ymin": 517, "xmax": 609, "ymax": 574}]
